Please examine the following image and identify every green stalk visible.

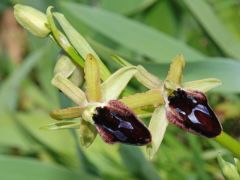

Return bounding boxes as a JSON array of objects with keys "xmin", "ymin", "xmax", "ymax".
[
  {"xmin": 214, "ymin": 131, "xmax": 240, "ymax": 159},
  {"xmin": 47, "ymin": 7, "xmax": 85, "ymax": 68}
]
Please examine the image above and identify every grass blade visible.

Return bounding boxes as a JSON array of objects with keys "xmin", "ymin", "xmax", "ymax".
[
  {"xmin": 142, "ymin": 58, "xmax": 240, "ymax": 93},
  {"xmin": 0, "ymin": 155, "xmax": 96, "ymax": 180},
  {"xmin": 183, "ymin": 0, "xmax": 240, "ymax": 59},
  {"xmin": 60, "ymin": 2, "xmax": 204, "ymax": 63},
  {"xmin": 0, "ymin": 43, "xmax": 52, "ymax": 112}
]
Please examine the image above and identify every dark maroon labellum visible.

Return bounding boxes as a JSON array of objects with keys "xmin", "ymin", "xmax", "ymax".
[
  {"xmin": 166, "ymin": 88, "xmax": 222, "ymax": 138},
  {"xmin": 92, "ymin": 100, "xmax": 151, "ymax": 145}
]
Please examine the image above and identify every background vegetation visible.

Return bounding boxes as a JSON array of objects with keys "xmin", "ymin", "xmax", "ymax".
[{"xmin": 0, "ymin": 0, "xmax": 240, "ymax": 179}]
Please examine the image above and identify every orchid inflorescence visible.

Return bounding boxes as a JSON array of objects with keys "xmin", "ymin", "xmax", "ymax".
[{"xmin": 14, "ymin": 4, "xmax": 224, "ymax": 158}]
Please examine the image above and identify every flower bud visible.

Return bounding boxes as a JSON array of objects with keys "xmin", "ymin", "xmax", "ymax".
[
  {"xmin": 166, "ymin": 88, "xmax": 222, "ymax": 138},
  {"xmin": 54, "ymin": 54, "xmax": 76, "ymax": 78},
  {"xmin": 69, "ymin": 67, "xmax": 84, "ymax": 87},
  {"xmin": 92, "ymin": 100, "xmax": 151, "ymax": 145},
  {"xmin": 54, "ymin": 53, "xmax": 84, "ymax": 87},
  {"xmin": 14, "ymin": 4, "xmax": 50, "ymax": 38}
]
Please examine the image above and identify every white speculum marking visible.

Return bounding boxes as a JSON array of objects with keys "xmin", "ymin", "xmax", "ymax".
[{"xmin": 188, "ymin": 104, "xmax": 210, "ymax": 124}]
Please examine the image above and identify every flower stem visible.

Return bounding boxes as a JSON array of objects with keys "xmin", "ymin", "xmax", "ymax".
[
  {"xmin": 46, "ymin": 7, "xmax": 85, "ymax": 68},
  {"xmin": 214, "ymin": 131, "xmax": 240, "ymax": 159}
]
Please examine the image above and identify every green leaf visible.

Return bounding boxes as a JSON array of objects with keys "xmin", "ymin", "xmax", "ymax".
[
  {"xmin": 36, "ymin": 43, "xmax": 59, "ymax": 106},
  {"xmin": 188, "ymin": 135, "xmax": 210, "ymax": 180},
  {"xmin": 183, "ymin": 0, "xmax": 240, "ymax": 59},
  {"xmin": 0, "ymin": 114, "xmax": 31, "ymax": 150},
  {"xmin": 147, "ymin": 106, "xmax": 168, "ymax": 159},
  {"xmin": 119, "ymin": 145, "xmax": 161, "ymax": 180},
  {"xmin": 143, "ymin": 0, "xmax": 176, "ymax": 35},
  {"xmin": 100, "ymin": 0, "xmax": 156, "ymax": 15},
  {"xmin": 0, "ymin": 155, "xmax": 96, "ymax": 180},
  {"xmin": 24, "ymin": 81, "xmax": 57, "ymax": 111},
  {"xmin": 60, "ymin": 2, "xmax": 204, "ymax": 63},
  {"xmin": 0, "ymin": 43, "xmax": 52, "ymax": 112},
  {"xmin": 142, "ymin": 58, "xmax": 240, "ymax": 93},
  {"xmin": 16, "ymin": 111, "xmax": 80, "ymax": 167},
  {"xmin": 101, "ymin": 66, "xmax": 136, "ymax": 101}
]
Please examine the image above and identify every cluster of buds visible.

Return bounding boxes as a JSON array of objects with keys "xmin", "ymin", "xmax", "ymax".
[{"xmin": 14, "ymin": 4, "xmax": 223, "ymax": 158}]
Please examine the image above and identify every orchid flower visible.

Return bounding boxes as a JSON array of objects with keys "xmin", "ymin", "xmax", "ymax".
[
  {"xmin": 116, "ymin": 55, "xmax": 222, "ymax": 158},
  {"xmin": 48, "ymin": 54, "xmax": 151, "ymax": 147}
]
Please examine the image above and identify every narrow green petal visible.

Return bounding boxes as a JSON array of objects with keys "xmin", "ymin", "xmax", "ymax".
[
  {"xmin": 166, "ymin": 54, "xmax": 185, "ymax": 85},
  {"xmin": 54, "ymin": 12, "xmax": 110, "ymax": 80},
  {"xmin": 41, "ymin": 121, "xmax": 80, "ymax": 130},
  {"xmin": 147, "ymin": 106, "xmax": 168, "ymax": 159},
  {"xmin": 183, "ymin": 78, "xmax": 221, "ymax": 92},
  {"xmin": 51, "ymin": 74, "xmax": 87, "ymax": 105},
  {"xmin": 120, "ymin": 89, "xmax": 164, "ymax": 109},
  {"xmin": 79, "ymin": 120, "xmax": 97, "ymax": 148},
  {"xmin": 50, "ymin": 106, "xmax": 85, "ymax": 120},
  {"xmin": 101, "ymin": 66, "xmax": 137, "ymax": 101},
  {"xmin": 111, "ymin": 56, "xmax": 162, "ymax": 89},
  {"xmin": 133, "ymin": 107, "xmax": 154, "ymax": 118},
  {"xmin": 84, "ymin": 54, "xmax": 102, "ymax": 102},
  {"xmin": 135, "ymin": 65, "xmax": 161, "ymax": 89}
]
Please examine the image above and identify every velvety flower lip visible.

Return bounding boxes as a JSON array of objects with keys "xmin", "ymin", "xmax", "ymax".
[
  {"xmin": 166, "ymin": 88, "xmax": 222, "ymax": 138},
  {"xmin": 92, "ymin": 100, "xmax": 151, "ymax": 145}
]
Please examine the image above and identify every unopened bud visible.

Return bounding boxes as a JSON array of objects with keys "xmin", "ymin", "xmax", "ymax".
[
  {"xmin": 54, "ymin": 54, "xmax": 84, "ymax": 87},
  {"xmin": 14, "ymin": 4, "xmax": 50, "ymax": 38},
  {"xmin": 69, "ymin": 67, "xmax": 84, "ymax": 87},
  {"xmin": 54, "ymin": 54, "xmax": 76, "ymax": 78}
]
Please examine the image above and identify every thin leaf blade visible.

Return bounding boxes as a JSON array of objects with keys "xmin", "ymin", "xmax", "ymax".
[{"xmin": 60, "ymin": 2, "xmax": 204, "ymax": 63}]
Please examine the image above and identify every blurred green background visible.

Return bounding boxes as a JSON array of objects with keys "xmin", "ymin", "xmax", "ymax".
[{"xmin": 0, "ymin": 0, "xmax": 240, "ymax": 179}]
